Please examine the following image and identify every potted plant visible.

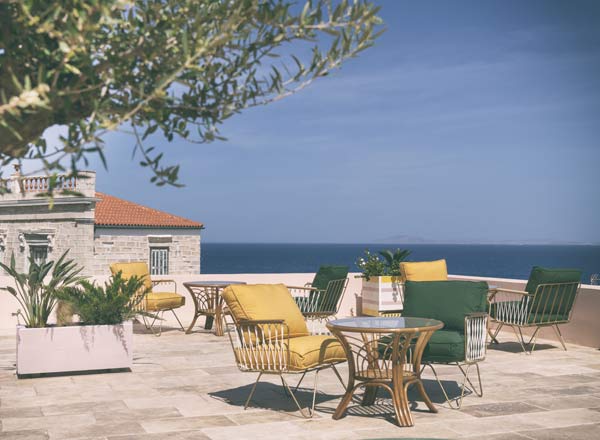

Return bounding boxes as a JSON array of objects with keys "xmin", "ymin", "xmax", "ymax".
[
  {"xmin": 1, "ymin": 252, "xmax": 147, "ymax": 377},
  {"xmin": 356, "ymin": 248, "xmax": 411, "ymax": 316}
]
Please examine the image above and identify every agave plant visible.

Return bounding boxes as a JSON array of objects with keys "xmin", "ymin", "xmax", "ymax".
[
  {"xmin": 379, "ymin": 249, "xmax": 412, "ymax": 277},
  {"xmin": 0, "ymin": 251, "xmax": 85, "ymax": 328}
]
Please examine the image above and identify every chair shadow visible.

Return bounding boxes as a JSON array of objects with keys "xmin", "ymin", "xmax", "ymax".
[
  {"xmin": 209, "ymin": 380, "xmax": 342, "ymax": 416},
  {"xmin": 487, "ymin": 341, "xmax": 557, "ymax": 353}
]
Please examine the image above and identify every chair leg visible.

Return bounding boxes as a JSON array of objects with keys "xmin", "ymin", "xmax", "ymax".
[
  {"xmin": 425, "ymin": 362, "xmax": 482, "ymax": 410},
  {"xmin": 294, "ymin": 371, "xmax": 307, "ymax": 392},
  {"xmin": 331, "ymin": 364, "xmax": 346, "ymax": 390},
  {"xmin": 142, "ymin": 312, "xmax": 164, "ymax": 337},
  {"xmin": 526, "ymin": 326, "xmax": 541, "ymax": 352},
  {"xmin": 489, "ymin": 322, "xmax": 503, "ymax": 344},
  {"xmin": 244, "ymin": 372, "xmax": 263, "ymax": 410},
  {"xmin": 280, "ymin": 374, "xmax": 314, "ymax": 418},
  {"xmin": 512, "ymin": 326, "xmax": 530, "ymax": 354},
  {"xmin": 553, "ymin": 324, "xmax": 568, "ymax": 351},
  {"xmin": 170, "ymin": 309, "xmax": 186, "ymax": 332}
]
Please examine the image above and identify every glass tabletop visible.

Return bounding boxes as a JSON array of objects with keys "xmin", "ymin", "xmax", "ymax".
[
  {"xmin": 329, "ymin": 316, "xmax": 443, "ymax": 331},
  {"xmin": 184, "ymin": 281, "xmax": 246, "ymax": 286}
]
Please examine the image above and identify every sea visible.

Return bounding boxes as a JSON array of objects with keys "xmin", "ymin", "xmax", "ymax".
[{"xmin": 201, "ymin": 243, "xmax": 600, "ymax": 284}]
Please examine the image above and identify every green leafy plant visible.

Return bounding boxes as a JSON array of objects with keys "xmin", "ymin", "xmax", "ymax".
[
  {"xmin": 56, "ymin": 272, "xmax": 149, "ymax": 325},
  {"xmin": 0, "ymin": 251, "xmax": 85, "ymax": 328},
  {"xmin": 0, "ymin": 0, "xmax": 383, "ymax": 192},
  {"xmin": 378, "ymin": 248, "xmax": 411, "ymax": 277},
  {"xmin": 356, "ymin": 248, "xmax": 411, "ymax": 280}
]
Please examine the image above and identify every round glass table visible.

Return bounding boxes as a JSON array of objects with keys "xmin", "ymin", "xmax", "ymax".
[
  {"xmin": 326, "ymin": 316, "xmax": 444, "ymax": 427},
  {"xmin": 183, "ymin": 281, "xmax": 246, "ymax": 336}
]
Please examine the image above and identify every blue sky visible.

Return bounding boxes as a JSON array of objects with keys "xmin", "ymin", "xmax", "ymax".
[{"xmin": 55, "ymin": 1, "xmax": 600, "ymax": 243}]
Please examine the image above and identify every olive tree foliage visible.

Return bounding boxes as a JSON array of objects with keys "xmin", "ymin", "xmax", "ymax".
[{"xmin": 0, "ymin": 0, "xmax": 382, "ymax": 193}]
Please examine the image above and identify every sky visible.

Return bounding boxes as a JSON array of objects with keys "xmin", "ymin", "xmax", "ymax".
[{"xmin": 43, "ymin": 0, "xmax": 600, "ymax": 244}]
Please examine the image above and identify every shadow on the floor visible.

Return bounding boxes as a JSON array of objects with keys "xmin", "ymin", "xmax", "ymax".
[
  {"xmin": 209, "ymin": 380, "xmax": 342, "ymax": 415},
  {"xmin": 487, "ymin": 341, "xmax": 557, "ymax": 353}
]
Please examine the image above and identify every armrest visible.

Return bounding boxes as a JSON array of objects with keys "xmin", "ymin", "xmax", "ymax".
[
  {"xmin": 151, "ymin": 279, "xmax": 177, "ymax": 292},
  {"xmin": 465, "ymin": 313, "xmax": 488, "ymax": 362},
  {"xmin": 488, "ymin": 287, "xmax": 528, "ymax": 301},
  {"xmin": 227, "ymin": 320, "xmax": 291, "ymax": 372},
  {"xmin": 238, "ymin": 319, "xmax": 285, "ymax": 325}
]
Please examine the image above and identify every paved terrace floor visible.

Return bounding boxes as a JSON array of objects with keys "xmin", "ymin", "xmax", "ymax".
[{"xmin": 1, "ymin": 325, "xmax": 600, "ymax": 440}]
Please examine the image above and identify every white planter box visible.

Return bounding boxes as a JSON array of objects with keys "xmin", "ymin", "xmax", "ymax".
[
  {"xmin": 16, "ymin": 321, "xmax": 133, "ymax": 376},
  {"xmin": 361, "ymin": 276, "xmax": 404, "ymax": 316}
]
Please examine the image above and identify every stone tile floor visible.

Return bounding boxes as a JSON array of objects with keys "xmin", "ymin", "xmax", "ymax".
[{"xmin": 1, "ymin": 325, "xmax": 599, "ymax": 439}]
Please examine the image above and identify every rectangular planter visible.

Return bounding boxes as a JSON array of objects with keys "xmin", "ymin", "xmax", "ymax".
[
  {"xmin": 361, "ymin": 276, "xmax": 404, "ymax": 316},
  {"xmin": 16, "ymin": 321, "xmax": 133, "ymax": 377}
]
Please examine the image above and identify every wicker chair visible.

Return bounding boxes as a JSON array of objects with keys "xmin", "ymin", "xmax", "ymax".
[
  {"xmin": 222, "ymin": 283, "xmax": 346, "ymax": 418},
  {"xmin": 110, "ymin": 262, "xmax": 185, "ymax": 336},
  {"xmin": 488, "ymin": 267, "xmax": 581, "ymax": 353}
]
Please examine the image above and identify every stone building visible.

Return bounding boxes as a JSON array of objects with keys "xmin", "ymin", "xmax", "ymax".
[{"xmin": 0, "ymin": 169, "xmax": 202, "ymax": 276}]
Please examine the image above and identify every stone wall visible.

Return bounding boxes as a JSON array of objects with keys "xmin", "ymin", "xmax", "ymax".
[
  {"xmin": 92, "ymin": 227, "xmax": 201, "ymax": 275},
  {"xmin": 0, "ymin": 201, "xmax": 96, "ymax": 275}
]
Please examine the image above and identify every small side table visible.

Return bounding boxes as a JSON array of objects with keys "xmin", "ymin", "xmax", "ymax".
[
  {"xmin": 184, "ymin": 281, "xmax": 246, "ymax": 336},
  {"xmin": 327, "ymin": 316, "xmax": 443, "ymax": 427}
]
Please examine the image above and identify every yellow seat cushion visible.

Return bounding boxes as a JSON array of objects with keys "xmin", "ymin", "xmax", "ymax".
[
  {"xmin": 222, "ymin": 284, "xmax": 309, "ymax": 338},
  {"xmin": 400, "ymin": 259, "xmax": 448, "ymax": 281},
  {"xmin": 235, "ymin": 335, "xmax": 346, "ymax": 372},
  {"xmin": 288, "ymin": 335, "xmax": 346, "ymax": 370},
  {"xmin": 145, "ymin": 292, "xmax": 185, "ymax": 311},
  {"xmin": 110, "ymin": 262, "xmax": 152, "ymax": 291}
]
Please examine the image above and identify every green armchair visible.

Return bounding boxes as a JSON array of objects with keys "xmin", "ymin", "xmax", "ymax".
[
  {"xmin": 403, "ymin": 280, "xmax": 489, "ymax": 409},
  {"xmin": 288, "ymin": 265, "xmax": 349, "ymax": 323},
  {"xmin": 488, "ymin": 266, "xmax": 581, "ymax": 353}
]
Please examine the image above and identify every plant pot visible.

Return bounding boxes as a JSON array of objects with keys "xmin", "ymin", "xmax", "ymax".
[
  {"xmin": 16, "ymin": 321, "xmax": 133, "ymax": 377},
  {"xmin": 361, "ymin": 276, "xmax": 404, "ymax": 316}
]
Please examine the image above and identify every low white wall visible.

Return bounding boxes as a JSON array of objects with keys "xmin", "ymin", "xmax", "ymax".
[
  {"xmin": 1, "ymin": 273, "xmax": 598, "ymax": 348},
  {"xmin": 0, "ymin": 273, "xmax": 364, "ymax": 331}
]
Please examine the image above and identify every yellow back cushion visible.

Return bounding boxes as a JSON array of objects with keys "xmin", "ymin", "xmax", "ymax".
[
  {"xmin": 110, "ymin": 262, "xmax": 152, "ymax": 292},
  {"xmin": 222, "ymin": 284, "xmax": 309, "ymax": 338},
  {"xmin": 400, "ymin": 259, "xmax": 448, "ymax": 281}
]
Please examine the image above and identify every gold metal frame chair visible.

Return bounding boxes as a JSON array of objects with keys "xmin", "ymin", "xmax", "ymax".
[
  {"xmin": 488, "ymin": 282, "xmax": 580, "ymax": 353},
  {"xmin": 110, "ymin": 262, "xmax": 186, "ymax": 336},
  {"xmin": 226, "ymin": 319, "xmax": 346, "ymax": 418}
]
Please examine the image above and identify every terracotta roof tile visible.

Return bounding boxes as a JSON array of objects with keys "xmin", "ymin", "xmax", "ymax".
[{"xmin": 95, "ymin": 192, "xmax": 203, "ymax": 229}]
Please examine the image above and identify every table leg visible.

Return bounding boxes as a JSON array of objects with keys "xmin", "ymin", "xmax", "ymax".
[
  {"xmin": 214, "ymin": 304, "xmax": 223, "ymax": 336},
  {"xmin": 411, "ymin": 329, "xmax": 438, "ymax": 414},
  {"xmin": 185, "ymin": 285, "xmax": 201, "ymax": 334},
  {"xmin": 361, "ymin": 386, "xmax": 378, "ymax": 406}
]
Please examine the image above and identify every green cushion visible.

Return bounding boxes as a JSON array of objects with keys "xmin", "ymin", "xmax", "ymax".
[
  {"xmin": 311, "ymin": 265, "xmax": 349, "ymax": 311},
  {"xmin": 403, "ymin": 281, "xmax": 489, "ymax": 332},
  {"xmin": 311, "ymin": 265, "xmax": 349, "ymax": 291},
  {"xmin": 525, "ymin": 267, "xmax": 581, "ymax": 316},
  {"xmin": 422, "ymin": 330, "xmax": 465, "ymax": 363}
]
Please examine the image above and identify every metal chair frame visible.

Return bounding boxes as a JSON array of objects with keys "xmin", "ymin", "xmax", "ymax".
[
  {"xmin": 137, "ymin": 279, "xmax": 186, "ymax": 337},
  {"xmin": 422, "ymin": 313, "xmax": 488, "ymax": 409},
  {"xmin": 289, "ymin": 278, "xmax": 349, "ymax": 328},
  {"xmin": 488, "ymin": 282, "xmax": 580, "ymax": 353},
  {"xmin": 226, "ymin": 319, "xmax": 345, "ymax": 418}
]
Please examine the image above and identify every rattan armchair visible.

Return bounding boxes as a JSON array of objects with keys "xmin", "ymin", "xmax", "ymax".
[
  {"xmin": 488, "ymin": 267, "xmax": 581, "ymax": 353},
  {"xmin": 222, "ymin": 283, "xmax": 347, "ymax": 418}
]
